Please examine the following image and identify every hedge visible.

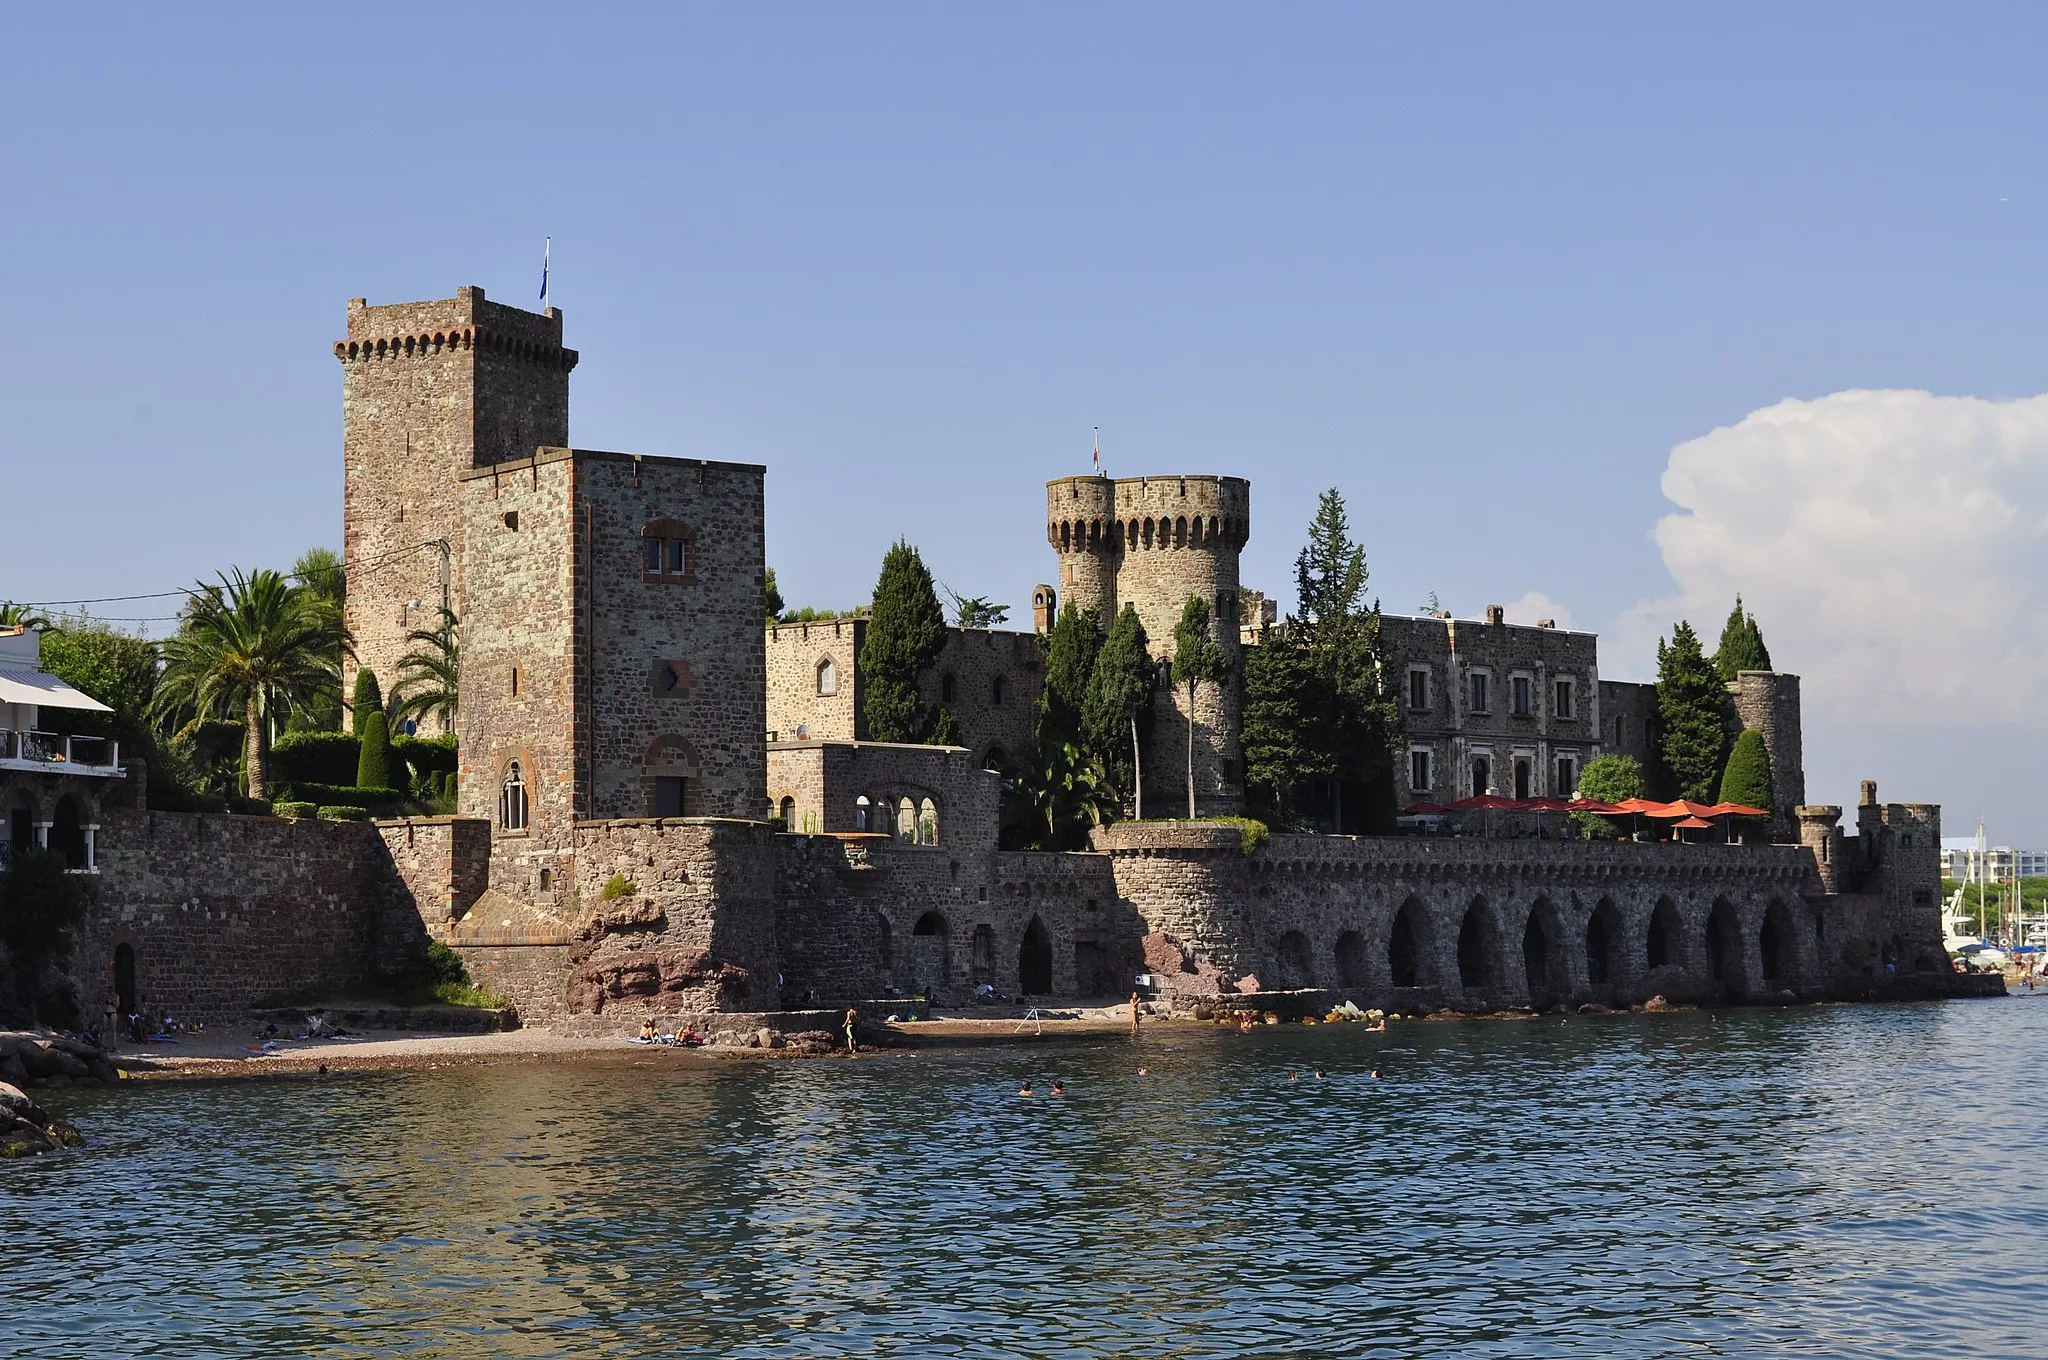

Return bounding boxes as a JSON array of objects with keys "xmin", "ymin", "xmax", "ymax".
[
  {"xmin": 393, "ymin": 732, "xmax": 458, "ymax": 775},
  {"xmin": 274, "ymin": 801, "xmax": 318, "ymax": 820},
  {"xmin": 271, "ymin": 731, "xmax": 361, "ymax": 786},
  {"xmin": 317, "ymin": 805, "xmax": 370, "ymax": 821},
  {"xmin": 272, "ymin": 781, "xmax": 406, "ymax": 810},
  {"xmin": 357, "ymin": 712, "xmax": 395, "ymax": 791}
]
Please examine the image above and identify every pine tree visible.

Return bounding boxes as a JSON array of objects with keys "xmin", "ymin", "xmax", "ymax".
[
  {"xmin": 351, "ymin": 668, "xmax": 383, "ymax": 737},
  {"xmin": 1717, "ymin": 728, "xmax": 1775, "ymax": 813},
  {"xmin": 356, "ymin": 710, "xmax": 395, "ymax": 792},
  {"xmin": 1081, "ymin": 604, "xmax": 1152, "ymax": 815},
  {"xmin": 1656, "ymin": 621, "xmax": 1731, "ymax": 803},
  {"xmin": 1172, "ymin": 595, "xmax": 1228, "ymax": 818},
  {"xmin": 1291, "ymin": 488, "xmax": 1399, "ymax": 832},
  {"xmin": 1241, "ymin": 639, "xmax": 1327, "ymax": 822},
  {"xmin": 764, "ymin": 566, "xmax": 785, "ymax": 624},
  {"xmin": 859, "ymin": 541, "xmax": 948, "ymax": 742},
  {"xmin": 1713, "ymin": 595, "xmax": 1772, "ymax": 681},
  {"xmin": 1036, "ymin": 602, "xmax": 1102, "ymax": 756}
]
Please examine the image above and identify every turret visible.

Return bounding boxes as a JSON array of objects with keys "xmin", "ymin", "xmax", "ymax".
[
  {"xmin": 1727, "ymin": 670, "xmax": 1805, "ymax": 842},
  {"xmin": 1798, "ymin": 805, "xmax": 1845, "ymax": 894}
]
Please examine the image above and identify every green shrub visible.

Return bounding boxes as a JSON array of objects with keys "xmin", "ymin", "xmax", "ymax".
[
  {"xmin": 356, "ymin": 711, "xmax": 394, "ymax": 791},
  {"xmin": 317, "ymin": 805, "xmax": 370, "ymax": 821},
  {"xmin": 274, "ymin": 801, "xmax": 317, "ymax": 820},
  {"xmin": 392, "ymin": 731, "xmax": 458, "ymax": 776},
  {"xmin": 273, "ymin": 781, "xmax": 406, "ymax": 810},
  {"xmin": 227, "ymin": 795, "xmax": 273, "ymax": 816},
  {"xmin": 1211, "ymin": 816, "xmax": 1269, "ymax": 856},
  {"xmin": 270, "ymin": 731, "xmax": 361, "ymax": 786},
  {"xmin": 1717, "ymin": 728, "xmax": 1775, "ymax": 814},
  {"xmin": 600, "ymin": 874, "xmax": 637, "ymax": 901},
  {"xmin": 352, "ymin": 668, "xmax": 382, "ymax": 736}
]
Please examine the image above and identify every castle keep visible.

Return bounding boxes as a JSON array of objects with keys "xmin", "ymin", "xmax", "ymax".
[{"xmin": 40, "ymin": 286, "xmax": 1986, "ymax": 1029}]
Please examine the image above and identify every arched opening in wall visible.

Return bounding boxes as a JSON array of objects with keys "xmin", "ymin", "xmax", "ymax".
[
  {"xmin": 1270, "ymin": 930, "xmax": 1315, "ymax": 989},
  {"xmin": 1388, "ymin": 897, "xmax": 1427, "ymax": 989},
  {"xmin": 1647, "ymin": 898, "xmax": 1682, "ymax": 970},
  {"xmin": 816, "ymin": 658, "xmax": 839, "ymax": 696},
  {"xmin": 1142, "ymin": 518, "xmax": 1154, "ymax": 548},
  {"xmin": 1760, "ymin": 901, "xmax": 1794, "ymax": 986},
  {"xmin": 918, "ymin": 797, "xmax": 938, "ymax": 845},
  {"xmin": 983, "ymin": 745, "xmax": 1007, "ymax": 772},
  {"xmin": 1457, "ymin": 899, "xmax": 1495, "ymax": 994},
  {"xmin": 941, "ymin": 672, "xmax": 957, "ymax": 704},
  {"xmin": 855, "ymin": 795, "xmax": 873, "ymax": 833},
  {"xmin": 896, "ymin": 797, "xmax": 917, "ymax": 843},
  {"xmin": 970, "ymin": 924, "xmax": 996, "ymax": 983},
  {"xmin": 499, "ymin": 762, "xmax": 528, "ymax": 832},
  {"xmin": 113, "ymin": 942, "xmax": 137, "ymax": 1023},
  {"xmin": 1524, "ymin": 901, "xmax": 1559, "ymax": 1005},
  {"xmin": 1586, "ymin": 898, "xmax": 1623, "ymax": 986},
  {"xmin": 49, "ymin": 795, "xmax": 84, "ymax": 870},
  {"xmin": 778, "ymin": 796, "xmax": 795, "ymax": 825},
  {"xmin": 1060, "ymin": 521, "xmax": 1071, "ymax": 550},
  {"xmin": 1706, "ymin": 899, "xmax": 1741, "ymax": 988},
  {"xmin": 1191, "ymin": 517, "xmax": 1204, "ymax": 547},
  {"xmin": 910, "ymin": 912, "xmax": 950, "ymax": 992},
  {"xmin": 1514, "ymin": 759, "xmax": 1532, "ymax": 802},
  {"xmin": 1019, "ymin": 916, "xmax": 1054, "ymax": 994},
  {"xmin": 1174, "ymin": 516, "xmax": 1187, "ymax": 546},
  {"xmin": 1334, "ymin": 930, "xmax": 1368, "ymax": 989}
]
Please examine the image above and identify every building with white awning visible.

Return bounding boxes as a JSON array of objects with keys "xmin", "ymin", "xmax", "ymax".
[{"xmin": 1, "ymin": 625, "xmax": 125, "ymax": 872}]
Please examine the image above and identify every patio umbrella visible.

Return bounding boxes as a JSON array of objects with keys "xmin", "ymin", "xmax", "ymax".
[
  {"xmin": 1704, "ymin": 802, "xmax": 1768, "ymax": 818},
  {"xmin": 1567, "ymin": 799, "xmax": 1622, "ymax": 813},
  {"xmin": 1673, "ymin": 814, "xmax": 1716, "ymax": 843},
  {"xmin": 1401, "ymin": 802, "xmax": 1452, "ymax": 815}
]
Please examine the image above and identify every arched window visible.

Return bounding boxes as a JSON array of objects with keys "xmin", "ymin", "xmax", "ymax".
[
  {"xmin": 855, "ymin": 794, "xmax": 872, "ymax": 832},
  {"xmin": 918, "ymin": 796, "xmax": 939, "ymax": 845},
  {"xmin": 816, "ymin": 658, "xmax": 839, "ymax": 696},
  {"xmin": 983, "ymin": 745, "xmax": 1007, "ymax": 771},
  {"xmin": 500, "ymin": 761, "xmax": 529, "ymax": 832},
  {"xmin": 778, "ymin": 795, "xmax": 795, "ymax": 825},
  {"xmin": 897, "ymin": 796, "xmax": 917, "ymax": 842},
  {"xmin": 991, "ymin": 675, "xmax": 1006, "ymax": 707},
  {"xmin": 941, "ymin": 672, "xmax": 957, "ymax": 704}
]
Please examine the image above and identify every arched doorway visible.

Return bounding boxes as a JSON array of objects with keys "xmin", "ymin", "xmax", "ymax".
[
  {"xmin": 1647, "ymin": 898, "xmax": 1683, "ymax": 970},
  {"xmin": 910, "ymin": 911, "xmax": 950, "ymax": 992},
  {"xmin": 1334, "ymin": 930, "xmax": 1368, "ymax": 988},
  {"xmin": 114, "ymin": 943, "xmax": 137, "ymax": 1021},
  {"xmin": 1706, "ymin": 899, "xmax": 1741, "ymax": 989},
  {"xmin": 1760, "ymin": 902, "xmax": 1795, "ymax": 987},
  {"xmin": 1586, "ymin": 898, "xmax": 1623, "ymax": 986},
  {"xmin": 970, "ymin": 924, "xmax": 996, "ymax": 983},
  {"xmin": 1457, "ymin": 898, "xmax": 1495, "ymax": 995},
  {"xmin": 1388, "ymin": 898, "xmax": 1427, "ymax": 989},
  {"xmin": 1019, "ymin": 916, "xmax": 1053, "ymax": 995},
  {"xmin": 1271, "ymin": 931, "xmax": 1315, "ymax": 989}
]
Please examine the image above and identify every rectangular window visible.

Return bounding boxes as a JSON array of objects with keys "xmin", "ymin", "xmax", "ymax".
[
  {"xmin": 1512, "ymin": 675, "xmax": 1532, "ymax": 717},
  {"xmin": 669, "ymin": 538, "xmax": 686, "ymax": 574},
  {"xmin": 1471, "ymin": 757, "xmax": 1490, "ymax": 796},
  {"xmin": 655, "ymin": 776, "xmax": 687, "ymax": 817},
  {"xmin": 1469, "ymin": 672, "xmax": 1490, "ymax": 714},
  {"xmin": 1556, "ymin": 755, "xmax": 1576, "ymax": 796},
  {"xmin": 1408, "ymin": 668, "xmax": 1429, "ymax": 712},
  {"xmin": 1410, "ymin": 748, "xmax": 1432, "ymax": 791},
  {"xmin": 646, "ymin": 538, "xmax": 663, "ymax": 573},
  {"xmin": 1554, "ymin": 678, "xmax": 1574, "ymax": 719}
]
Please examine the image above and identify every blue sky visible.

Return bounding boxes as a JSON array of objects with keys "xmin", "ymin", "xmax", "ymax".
[{"xmin": 6, "ymin": 4, "xmax": 2048, "ymax": 840}]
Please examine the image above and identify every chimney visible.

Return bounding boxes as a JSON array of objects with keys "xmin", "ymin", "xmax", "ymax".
[
  {"xmin": 1536, "ymin": 618, "xmax": 1556, "ymax": 629},
  {"xmin": 1032, "ymin": 584, "xmax": 1057, "ymax": 634},
  {"xmin": 1485, "ymin": 604, "xmax": 1505, "ymax": 626},
  {"xmin": 1859, "ymin": 779, "xmax": 1878, "ymax": 808}
]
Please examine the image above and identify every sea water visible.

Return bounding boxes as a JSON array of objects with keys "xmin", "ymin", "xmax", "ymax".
[{"xmin": 7, "ymin": 999, "xmax": 2047, "ymax": 1359}]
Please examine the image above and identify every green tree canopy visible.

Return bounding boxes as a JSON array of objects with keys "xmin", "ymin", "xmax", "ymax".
[
  {"xmin": 1081, "ymin": 604, "xmax": 1154, "ymax": 812},
  {"xmin": 1717, "ymin": 728, "xmax": 1776, "ymax": 813},
  {"xmin": 391, "ymin": 607, "xmax": 459, "ymax": 736},
  {"xmin": 1713, "ymin": 595, "xmax": 1773, "ymax": 681},
  {"xmin": 1001, "ymin": 739, "xmax": 1118, "ymax": 851},
  {"xmin": 356, "ymin": 710, "xmax": 396, "ymax": 791},
  {"xmin": 764, "ymin": 566, "xmax": 785, "ymax": 624},
  {"xmin": 1656, "ymin": 620, "xmax": 1731, "ymax": 803},
  {"xmin": 859, "ymin": 540, "xmax": 947, "ymax": 743},
  {"xmin": 1577, "ymin": 754, "xmax": 1645, "ymax": 803},
  {"xmin": 1172, "ymin": 595, "xmax": 1228, "ymax": 818},
  {"xmin": 1241, "ymin": 638, "xmax": 1328, "ymax": 822},
  {"xmin": 153, "ymin": 568, "xmax": 344, "ymax": 801},
  {"xmin": 944, "ymin": 586, "xmax": 1010, "ymax": 630},
  {"xmin": 352, "ymin": 668, "xmax": 383, "ymax": 736},
  {"xmin": 1036, "ymin": 602, "xmax": 1102, "ymax": 756},
  {"xmin": 1289, "ymin": 488, "xmax": 1400, "ymax": 833}
]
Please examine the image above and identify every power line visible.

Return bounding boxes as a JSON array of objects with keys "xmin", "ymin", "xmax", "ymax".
[{"xmin": 6, "ymin": 538, "xmax": 448, "ymax": 610}]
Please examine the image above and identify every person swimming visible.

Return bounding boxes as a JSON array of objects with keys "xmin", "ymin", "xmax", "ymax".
[
  {"xmin": 1370, "ymin": 1068, "xmax": 1381, "ymax": 1079},
  {"xmin": 1286, "ymin": 1071, "xmax": 1298, "ymax": 1081},
  {"xmin": 1136, "ymin": 1066, "xmax": 1149, "ymax": 1077},
  {"xmin": 1018, "ymin": 1082, "xmax": 1034, "ymax": 1097},
  {"xmin": 1050, "ymin": 1081, "xmax": 1065, "ymax": 1096},
  {"xmin": 1314, "ymin": 1070, "xmax": 1325, "ymax": 1079}
]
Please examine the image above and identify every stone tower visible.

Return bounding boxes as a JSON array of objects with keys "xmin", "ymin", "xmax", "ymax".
[
  {"xmin": 336, "ymin": 287, "xmax": 577, "ymax": 720},
  {"xmin": 1046, "ymin": 474, "xmax": 1250, "ymax": 816},
  {"xmin": 1727, "ymin": 671, "xmax": 1805, "ymax": 841}
]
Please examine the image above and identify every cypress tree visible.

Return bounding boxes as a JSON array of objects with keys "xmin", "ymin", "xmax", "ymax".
[
  {"xmin": 352, "ymin": 667, "xmax": 382, "ymax": 737},
  {"xmin": 1036, "ymin": 602, "xmax": 1101, "ymax": 755},
  {"xmin": 1713, "ymin": 595, "xmax": 1772, "ymax": 681},
  {"xmin": 1290, "ymin": 488, "xmax": 1399, "ymax": 833},
  {"xmin": 1172, "ymin": 595, "xmax": 1228, "ymax": 818},
  {"xmin": 859, "ymin": 540, "xmax": 947, "ymax": 742},
  {"xmin": 1241, "ymin": 639, "xmax": 1327, "ymax": 822},
  {"xmin": 356, "ymin": 710, "xmax": 395, "ymax": 792},
  {"xmin": 1081, "ymin": 604, "xmax": 1153, "ymax": 814},
  {"xmin": 1656, "ymin": 621, "xmax": 1731, "ymax": 803},
  {"xmin": 1717, "ymin": 728, "xmax": 1776, "ymax": 813}
]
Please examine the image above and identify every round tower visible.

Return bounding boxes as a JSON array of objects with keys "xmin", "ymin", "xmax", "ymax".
[
  {"xmin": 1046, "ymin": 475, "xmax": 1120, "ymax": 622},
  {"xmin": 1110, "ymin": 475, "xmax": 1251, "ymax": 817},
  {"xmin": 1728, "ymin": 671, "xmax": 1805, "ymax": 842}
]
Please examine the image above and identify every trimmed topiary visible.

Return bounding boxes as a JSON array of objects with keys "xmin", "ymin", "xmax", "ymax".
[
  {"xmin": 1717, "ymin": 727, "xmax": 1775, "ymax": 814},
  {"xmin": 352, "ymin": 668, "xmax": 383, "ymax": 736},
  {"xmin": 274, "ymin": 801, "xmax": 318, "ymax": 820},
  {"xmin": 317, "ymin": 805, "xmax": 370, "ymax": 821},
  {"xmin": 356, "ymin": 711, "xmax": 394, "ymax": 791}
]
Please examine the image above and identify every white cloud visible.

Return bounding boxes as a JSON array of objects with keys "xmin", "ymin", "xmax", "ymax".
[
  {"xmin": 1503, "ymin": 592, "xmax": 1575, "ymax": 630},
  {"xmin": 1619, "ymin": 388, "xmax": 2048, "ymax": 726}
]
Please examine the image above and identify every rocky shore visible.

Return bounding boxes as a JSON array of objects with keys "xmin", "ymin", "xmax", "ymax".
[{"xmin": 0, "ymin": 1031, "xmax": 118, "ymax": 1156}]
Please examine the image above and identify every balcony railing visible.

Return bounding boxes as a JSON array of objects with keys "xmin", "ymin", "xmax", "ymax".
[{"xmin": 0, "ymin": 729, "xmax": 119, "ymax": 772}]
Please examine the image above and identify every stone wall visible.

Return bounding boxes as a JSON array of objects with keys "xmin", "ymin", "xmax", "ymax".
[
  {"xmin": 338, "ymin": 287, "xmax": 574, "ymax": 719},
  {"xmin": 1382, "ymin": 613, "xmax": 1601, "ymax": 801},
  {"xmin": 766, "ymin": 740, "xmax": 999, "ymax": 846},
  {"xmin": 1596, "ymin": 679, "xmax": 1660, "ymax": 775},
  {"xmin": 767, "ymin": 618, "xmax": 863, "ymax": 743}
]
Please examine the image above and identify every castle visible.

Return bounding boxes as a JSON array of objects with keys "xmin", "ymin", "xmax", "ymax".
[{"xmin": 6, "ymin": 286, "xmax": 1985, "ymax": 1031}]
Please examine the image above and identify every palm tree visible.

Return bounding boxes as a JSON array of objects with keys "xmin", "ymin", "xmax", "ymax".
[
  {"xmin": 152, "ymin": 568, "xmax": 344, "ymax": 800},
  {"xmin": 0, "ymin": 602, "xmax": 55, "ymax": 631},
  {"xmin": 391, "ymin": 607, "xmax": 459, "ymax": 734}
]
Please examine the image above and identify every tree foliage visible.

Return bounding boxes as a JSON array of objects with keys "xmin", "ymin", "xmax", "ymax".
[
  {"xmin": 1, "ymin": 847, "xmax": 89, "ymax": 1023},
  {"xmin": 1002, "ymin": 740, "xmax": 1119, "ymax": 851},
  {"xmin": 944, "ymin": 587, "xmax": 1010, "ymax": 630},
  {"xmin": 859, "ymin": 540, "xmax": 948, "ymax": 743},
  {"xmin": 763, "ymin": 566, "xmax": 785, "ymax": 624},
  {"xmin": 1241, "ymin": 638, "xmax": 1328, "ymax": 822},
  {"xmin": 1655, "ymin": 620, "xmax": 1731, "ymax": 803},
  {"xmin": 1081, "ymin": 605, "xmax": 1153, "ymax": 809},
  {"xmin": 1037, "ymin": 602, "xmax": 1101, "ymax": 756},
  {"xmin": 153, "ymin": 568, "xmax": 345, "ymax": 801},
  {"xmin": 1713, "ymin": 595, "xmax": 1772, "ymax": 682},
  {"xmin": 391, "ymin": 607, "xmax": 459, "ymax": 735},
  {"xmin": 1577, "ymin": 754, "xmax": 1644, "ymax": 803},
  {"xmin": 352, "ymin": 668, "xmax": 384, "ymax": 736},
  {"xmin": 1717, "ymin": 728, "xmax": 1775, "ymax": 813},
  {"xmin": 356, "ymin": 710, "xmax": 396, "ymax": 792},
  {"xmin": 1172, "ymin": 595, "xmax": 1228, "ymax": 818}
]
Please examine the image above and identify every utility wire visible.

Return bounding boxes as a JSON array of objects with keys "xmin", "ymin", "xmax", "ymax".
[{"xmin": 7, "ymin": 538, "xmax": 447, "ymax": 610}]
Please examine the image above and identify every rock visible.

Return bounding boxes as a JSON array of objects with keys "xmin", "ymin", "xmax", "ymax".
[
  {"xmin": 43, "ymin": 1119, "xmax": 83, "ymax": 1149},
  {"xmin": 1577, "ymin": 1003, "xmax": 1612, "ymax": 1015},
  {"xmin": 755, "ymin": 1027, "xmax": 777, "ymax": 1050},
  {"xmin": 19, "ymin": 1042, "xmax": 89, "ymax": 1081},
  {"xmin": 0, "ymin": 1081, "xmax": 50, "ymax": 1129},
  {"xmin": 0, "ymin": 1053, "xmax": 25, "ymax": 1088},
  {"xmin": 1643, "ymin": 994, "xmax": 1674, "ymax": 1012}
]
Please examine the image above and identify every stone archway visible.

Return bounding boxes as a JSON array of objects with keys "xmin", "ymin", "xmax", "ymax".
[
  {"xmin": 1586, "ymin": 898, "xmax": 1624, "ymax": 987},
  {"xmin": 1019, "ymin": 916, "xmax": 1053, "ymax": 995},
  {"xmin": 1523, "ymin": 898, "xmax": 1565, "ymax": 1007},
  {"xmin": 1646, "ymin": 897, "xmax": 1683, "ymax": 971},
  {"xmin": 1706, "ymin": 899, "xmax": 1743, "ymax": 994},
  {"xmin": 1388, "ymin": 897, "xmax": 1428, "ymax": 989},
  {"xmin": 909, "ymin": 911, "xmax": 950, "ymax": 993},
  {"xmin": 1457, "ymin": 897, "xmax": 1498, "ymax": 999},
  {"xmin": 1760, "ymin": 901, "xmax": 1797, "ymax": 988},
  {"xmin": 1334, "ymin": 930, "xmax": 1368, "ymax": 989},
  {"xmin": 1270, "ymin": 930, "xmax": 1315, "ymax": 989}
]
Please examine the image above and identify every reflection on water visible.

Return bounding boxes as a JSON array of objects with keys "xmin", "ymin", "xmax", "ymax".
[{"xmin": 9, "ymin": 1000, "xmax": 2048, "ymax": 1358}]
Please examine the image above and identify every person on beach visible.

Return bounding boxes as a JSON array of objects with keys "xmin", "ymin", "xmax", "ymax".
[
  {"xmin": 101, "ymin": 990, "xmax": 119, "ymax": 1049},
  {"xmin": 1129, "ymin": 991, "xmax": 1142, "ymax": 1039},
  {"xmin": 844, "ymin": 1008, "xmax": 858, "ymax": 1055},
  {"xmin": 637, "ymin": 1018, "xmax": 657, "ymax": 1043}
]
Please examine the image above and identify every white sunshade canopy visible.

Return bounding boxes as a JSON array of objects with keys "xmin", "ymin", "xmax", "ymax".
[{"xmin": 0, "ymin": 666, "xmax": 113, "ymax": 713}]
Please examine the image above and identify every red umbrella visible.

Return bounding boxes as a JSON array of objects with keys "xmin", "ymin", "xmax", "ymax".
[
  {"xmin": 1567, "ymin": 799, "xmax": 1623, "ymax": 813},
  {"xmin": 1648, "ymin": 800, "xmax": 1721, "ymax": 819},
  {"xmin": 1448, "ymin": 794, "xmax": 1523, "ymax": 811},
  {"xmin": 1609, "ymin": 797, "xmax": 1666, "ymax": 814},
  {"xmin": 1522, "ymin": 797, "xmax": 1570, "ymax": 811},
  {"xmin": 1401, "ymin": 802, "xmax": 1452, "ymax": 815},
  {"xmin": 1673, "ymin": 816, "xmax": 1715, "ymax": 829},
  {"xmin": 1704, "ymin": 802, "xmax": 1769, "ymax": 818}
]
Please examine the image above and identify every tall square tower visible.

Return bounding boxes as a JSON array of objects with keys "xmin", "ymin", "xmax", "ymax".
[{"xmin": 336, "ymin": 287, "xmax": 576, "ymax": 715}]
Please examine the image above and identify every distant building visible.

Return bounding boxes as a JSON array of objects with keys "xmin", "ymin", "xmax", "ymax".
[{"xmin": 1939, "ymin": 839, "xmax": 2048, "ymax": 881}]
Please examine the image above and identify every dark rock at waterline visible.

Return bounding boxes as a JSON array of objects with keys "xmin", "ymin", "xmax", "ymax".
[
  {"xmin": 0, "ymin": 1032, "xmax": 118, "ymax": 1086},
  {"xmin": 0, "ymin": 1081, "xmax": 50, "ymax": 1129},
  {"xmin": 0, "ymin": 1081, "xmax": 80, "ymax": 1157}
]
